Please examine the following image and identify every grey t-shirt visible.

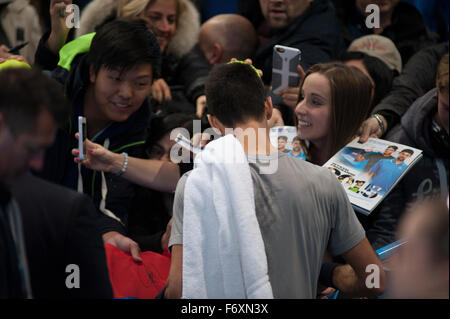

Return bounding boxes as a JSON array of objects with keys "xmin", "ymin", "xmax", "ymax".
[{"xmin": 169, "ymin": 152, "xmax": 365, "ymax": 298}]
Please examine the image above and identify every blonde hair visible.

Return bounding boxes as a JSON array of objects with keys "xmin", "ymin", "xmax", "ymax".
[
  {"xmin": 114, "ymin": 0, "xmax": 199, "ymax": 57},
  {"xmin": 118, "ymin": 0, "xmax": 182, "ymax": 25}
]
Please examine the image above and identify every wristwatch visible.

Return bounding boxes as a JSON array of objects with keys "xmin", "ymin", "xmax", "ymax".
[{"xmin": 372, "ymin": 114, "xmax": 386, "ymax": 135}]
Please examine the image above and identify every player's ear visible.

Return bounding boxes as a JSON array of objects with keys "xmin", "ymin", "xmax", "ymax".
[
  {"xmin": 211, "ymin": 43, "xmax": 223, "ymax": 65},
  {"xmin": 265, "ymin": 96, "xmax": 274, "ymax": 120},
  {"xmin": 207, "ymin": 114, "xmax": 226, "ymax": 136}
]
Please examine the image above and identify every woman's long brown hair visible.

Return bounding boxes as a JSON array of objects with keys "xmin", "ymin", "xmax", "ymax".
[{"xmin": 297, "ymin": 62, "xmax": 373, "ymax": 163}]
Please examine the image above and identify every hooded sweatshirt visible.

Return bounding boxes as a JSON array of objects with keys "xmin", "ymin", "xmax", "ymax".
[{"xmin": 35, "ymin": 34, "xmax": 151, "ymax": 235}]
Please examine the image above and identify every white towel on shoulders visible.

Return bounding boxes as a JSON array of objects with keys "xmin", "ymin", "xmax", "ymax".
[{"xmin": 182, "ymin": 134, "xmax": 273, "ymax": 299}]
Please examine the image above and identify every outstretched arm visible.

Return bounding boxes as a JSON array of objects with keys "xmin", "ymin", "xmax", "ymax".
[
  {"xmin": 73, "ymin": 137, "xmax": 180, "ymax": 192},
  {"xmin": 334, "ymin": 238, "xmax": 386, "ymax": 297},
  {"xmin": 46, "ymin": 0, "xmax": 73, "ymax": 54},
  {"xmin": 359, "ymin": 115, "xmax": 388, "ymax": 143}
]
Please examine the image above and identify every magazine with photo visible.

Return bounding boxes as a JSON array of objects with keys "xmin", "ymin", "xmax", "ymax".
[
  {"xmin": 270, "ymin": 126, "xmax": 306, "ymax": 160},
  {"xmin": 323, "ymin": 137, "xmax": 423, "ymax": 215},
  {"xmin": 376, "ymin": 239, "xmax": 407, "ymax": 273}
]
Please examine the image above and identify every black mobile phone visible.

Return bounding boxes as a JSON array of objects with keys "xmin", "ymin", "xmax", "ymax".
[{"xmin": 78, "ymin": 116, "xmax": 87, "ymax": 160}]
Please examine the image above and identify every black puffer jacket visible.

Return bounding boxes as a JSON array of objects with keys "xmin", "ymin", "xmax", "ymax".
[{"xmin": 160, "ymin": 44, "xmax": 210, "ymax": 114}]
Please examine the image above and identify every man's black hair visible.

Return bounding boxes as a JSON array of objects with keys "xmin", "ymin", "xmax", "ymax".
[
  {"xmin": 340, "ymin": 51, "xmax": 395, "ymax": 109},
  {"xmin": 206, "ymin": 62, "xmax": 265, "ymax": 127},
  {"xmin": 400, "ymin": 149, "xmax": 414, "ymax": 155},
  {"xmin": 145, "ymin": 113, "xmax": 196, "ymax": 152},
  {"xmin": 387, "ymin": 145, "xmax": 398, "ymax": 150},
  {"xmin": 278, "ymin": 136, "xmax": 288, "ymax": 141},
  {"xmin": 0, "ymin": 68, "xmax": 70, "ymax": 136},
  {"xmin": 87, "ymin": 19, "xmax": 161, "ymax": 78},
  {"xmin": 292, "ymin": 136, "xmax": 302, "ymax": 143}
]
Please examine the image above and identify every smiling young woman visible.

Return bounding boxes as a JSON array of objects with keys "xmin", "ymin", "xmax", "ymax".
[
  {"xmin": 120, "ymin": 0, "xmax": 179, "ymax": 54},
  {"xmin": 294, "ymin": 62, "xmax": 373, "ymax": 165}
]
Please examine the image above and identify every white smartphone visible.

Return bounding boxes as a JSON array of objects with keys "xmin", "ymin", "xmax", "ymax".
[
  {"xmin": 175, "ymin": 133, "xmax": 203, "ymax": 155},
  {"xmin": 78, "ymin": 116, "xmax": 87, "ymax": 160},
  {"xmin": 272, "ymin": 45, "xmax": 302, "ymax": 95}
]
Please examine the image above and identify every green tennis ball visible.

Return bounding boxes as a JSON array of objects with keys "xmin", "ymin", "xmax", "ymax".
[{"xmin": 0, "ymin": 59, "xmax": 31, "ymax": 71}]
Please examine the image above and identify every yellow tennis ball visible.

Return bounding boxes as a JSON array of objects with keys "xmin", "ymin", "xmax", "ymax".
[{"xmin": 0, "ymin": 59, "xmax": 32, "ymax": 71}]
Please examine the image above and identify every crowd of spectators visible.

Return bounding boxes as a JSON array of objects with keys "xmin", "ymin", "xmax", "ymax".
[{"xmin": 0, "ymin": 0, "xmax": 448, "ymax": 300}]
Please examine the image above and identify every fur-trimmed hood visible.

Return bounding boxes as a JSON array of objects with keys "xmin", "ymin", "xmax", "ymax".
[{"xmin": 75, "ymin": 0, "xmax": 200, "ymax": 57}]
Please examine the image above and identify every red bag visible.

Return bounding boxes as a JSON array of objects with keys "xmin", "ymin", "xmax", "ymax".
[{"xmin": 105, "ymin": 243, "xmax": 171, "ymax": 299}]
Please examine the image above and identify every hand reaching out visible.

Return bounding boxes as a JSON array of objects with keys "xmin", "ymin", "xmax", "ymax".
[
  {"xmin": 229, "ymin": 58, "xmax": 264, "ymax": 78},
  {"xmin": 196, "ymin": 95, "xmax": 207, "ymax": 118},
  {"xmin": 72, "ymin": 133, "xmax": 121, "ymax": 174},
  {"xmin": 358, "ymin": 115, "xmax": 386, "ymax": 143},
  {"xmin": 47, "ymin": 0, "xmax": 73, "ymax": 54},
  {"xmin": 103, "ymin": 231, "xmax": 142, "ymax": 263},
  {"xmin": 152, "ymin": 78, "xmax": 172, "ymax": 103}
]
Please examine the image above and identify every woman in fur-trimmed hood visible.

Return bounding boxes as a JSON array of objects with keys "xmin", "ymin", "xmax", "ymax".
[
  {"xmin": 77, "ymin": 0, "xmax": 198, "ymax": 58},
  {"xmin": 77, "ymin": 0, "xmax": 210, "ymax": 115}
]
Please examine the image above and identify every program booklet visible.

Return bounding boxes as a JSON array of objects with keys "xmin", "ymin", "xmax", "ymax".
[
  {"xmin": 323, "ymin": 137, "xmax": 423, "ymax": 215},
  {"xmin": 270, "ymin": 126, "xmax": 306, "ymax": 160}
]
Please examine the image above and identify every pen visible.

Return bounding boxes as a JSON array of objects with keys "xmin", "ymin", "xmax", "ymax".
[{"xmin": 8, "ymin": 42, "xmax": 29, "ymax": 54}]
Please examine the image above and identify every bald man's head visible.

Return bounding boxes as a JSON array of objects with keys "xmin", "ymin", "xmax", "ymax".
[{"xmin": 199, "ymin": 14, "xmax": 257, "ymax": 65}]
